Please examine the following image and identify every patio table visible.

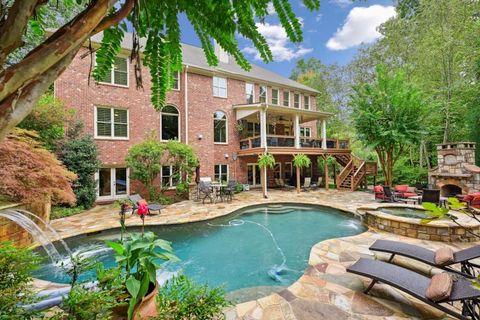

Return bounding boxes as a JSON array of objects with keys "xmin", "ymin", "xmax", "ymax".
[{"xmin": 211, "ymin": 182, "xmax": 225, "ymax": 203}]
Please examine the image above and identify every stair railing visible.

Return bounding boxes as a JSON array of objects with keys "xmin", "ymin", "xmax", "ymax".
[
  {"xmin": 351, "ymin": 161, "xmax": 366, "ymax": 191},
  {"xmin": 336, "ymin": 159, "xmax": 353, "ymax": 188}
]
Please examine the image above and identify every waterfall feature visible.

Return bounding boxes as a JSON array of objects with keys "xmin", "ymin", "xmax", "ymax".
[{"xmin": 0, "ymin": 209, "xmax": 71, "ymax": 263}]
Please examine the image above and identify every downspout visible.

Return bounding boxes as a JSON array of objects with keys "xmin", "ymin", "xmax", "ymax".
[{"xmin": 184, "ymin": 65, "xmax": 189, "ymax": 145}]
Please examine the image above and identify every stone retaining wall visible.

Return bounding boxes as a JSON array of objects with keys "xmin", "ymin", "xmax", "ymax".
[{"xmin": 364, "ymin": 211, "xmax": 480, "ymax": 242}]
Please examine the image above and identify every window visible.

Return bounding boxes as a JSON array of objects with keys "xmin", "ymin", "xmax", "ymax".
[
  {"xmin": 213, "ymin": 76, "xmax": 227, "ymax": 97},
  {"xmin": 283, "ymin": 90, "xmax": 290, "ymax": 107},
  {"xmin": 214, "ymin": 164, "xmax": 228, "ymax": 182},
  {"xmin": 161, "ymin": 105, "xmax": 179, "ymax": 141},
  {"xmin": 284, "ymin": 162, "xmax": 292, "ymax": 180},
  {"xmin": 300, "ymin": 127, "xmax": 312, "ymax": 137},
  {"xmin": 161, "ymin": 165, "xmax": 179, "ymax": 187},
  {"xmin": 245, "ymin": 83, "xmax": 254, "ymax": 104},
  {"xmin": 214, "ymin": 111, "xmax": 227, "ymax": 143},
  {"xmin": 99, "ymin": 57, "xmax": 128, "ymax": 86},
  {"xmin": 259, "ymin": 85, "xmax": 267, "ymax": 103},
  {"xmin": 271, "ymin": 88, "xmax": 279, "ymax": 105},
  {"xmin": 294, "ymin": 93, "xmax": 301, "ymax": 108},
  {"xmin": 173, "ymin": 71, "xmax": 180, "ymax": 90},
  {"xmin": 304, "ymin": 95, "xmax": 310, "ymax": 110},
  {"xmin": 95, "ymin": 107, "xmax": 128, "ymax": 139},
  {"xmin": 273, "ymin": 163, "xmax": 281, "ymax": 179}
]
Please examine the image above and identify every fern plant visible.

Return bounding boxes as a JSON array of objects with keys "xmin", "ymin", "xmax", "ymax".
[{"xmin": 257, "ymin": 153, "xmax": 276, "ymax": 169}]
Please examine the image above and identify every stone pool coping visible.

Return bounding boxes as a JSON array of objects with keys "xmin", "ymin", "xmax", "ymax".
[{"xmin": 357, "ymin": 203, "xmax": 480, "ymax": 242}]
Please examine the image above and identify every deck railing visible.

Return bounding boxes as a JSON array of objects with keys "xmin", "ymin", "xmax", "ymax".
[{"xmin": 239, "ymin": 135, "xmax": 350, "ymax": 150}]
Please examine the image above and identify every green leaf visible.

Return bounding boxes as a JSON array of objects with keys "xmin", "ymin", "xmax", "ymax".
[
  {"xmin": 106, "ymin": 241, "xmax": 124, "ymax": 255},
  {"xmin": 126, "ymin": 276, "xmax": 141, "ymax": 299},
  {"xmin": 153, "ymin": 239, "xmax": 173, "ymax": 251}
]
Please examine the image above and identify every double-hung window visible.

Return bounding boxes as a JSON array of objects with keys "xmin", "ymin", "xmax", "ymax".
[
  {"xmin": 95, "ymin": 107, "xmax": 128, "ymax": 139},
  {"xmin": 294, "ymin": 93, "xmax": 301, "ymax": 108},
  {"xmin": 271, "ymin": 88, "xmax": 279, "ymax": 105},
  {"xmin": 245, "ymin": 83, "xmax": 254, "ymax": 104},
  {"xmin": 161, "ymin": 165, "xmax": 179, "ymax": 187},
  {"xmin": 214, "ymin": 111, "xmax": 227, "ymax": 143},
  {"xmin": 304, "ymin": 95, "xmax": 310, "ymax": 110},
  {"xmin": 300, "ymin": 127, "xmax": 312, "ymax": 137},
  {"xmin": 283, "ymin": 90, "xmax": 290, "ymax": 107},
  {"xmin": 213, "ymin": 76, "xmax": 227, "ymax": 98},
  {"xmin": 259, "ymin": 85, "xmax": 267, "ymax": 103},
  {"xmin": 98, "ymin": 57, "xmax": 128, "ymax": 86},
  {"xmin": 214, "ymin": 164, "xmax": 228, "ymax": 183},
  {"xmin": 172, "ymin": 71, "xmax": 180, "ymax": 90}
]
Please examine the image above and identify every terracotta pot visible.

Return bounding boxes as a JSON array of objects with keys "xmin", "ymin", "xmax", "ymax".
[{"xmin": 133, "ymin": 282, "xmax": 159, "ymax": 320}]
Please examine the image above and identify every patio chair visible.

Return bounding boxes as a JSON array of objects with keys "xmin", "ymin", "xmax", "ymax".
[
  {"xmin": 421, "ymin": 189, "xmax": 441, "ymax": 205},
  {"xmin": 128, "ymin": 194, "xmax": 164, "ymax": 215},
  {"xmin": 311, "ymin": 177, "xmax": 323, "ymax": 190},
  {"xmin": 198, "ymin": 181, "xmax": 214, "ymax": 204},
  {"xmin": 382, "ymin": 186, "xmax": 397, "ymax": 202},
  {"xmin": 221, "ymin": 180, "xmax": 237, "ymax": 202},
  {"xmin": 276, "ymin": 178, "xmax": 295, "ymax": 190},
  {"xmin": 302, "ymin": 177, "xmax": 312, "ymax": 191},
  {"xmin": 347, "ymin": 258, "xmax": 480, "ymax": 320},
  {"xmin": 370, "ymin": 239, "xmax": 480, "ymax": 278}
]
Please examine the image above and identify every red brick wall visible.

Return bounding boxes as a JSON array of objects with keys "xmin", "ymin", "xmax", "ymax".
[{"xmin": 55, "ymin": 48, "xmax": 318, "ymax": 192}]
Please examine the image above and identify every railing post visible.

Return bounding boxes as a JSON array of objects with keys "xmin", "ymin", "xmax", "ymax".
[
  {"xmin": 294, "ymin": 114, "xmax": 300, "ymax": 149},
  {"xmin": 260, "ymin": 109, "xmax": 267, "ymax": 148},
  {"xmin": 248, "ymin": 138, "xmax": 252, "ymax": 149}
]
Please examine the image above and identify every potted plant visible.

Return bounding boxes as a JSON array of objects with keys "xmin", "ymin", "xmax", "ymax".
[{"xmin": 106, "ymin": 232, "xmax": 179, "ymax": 320}]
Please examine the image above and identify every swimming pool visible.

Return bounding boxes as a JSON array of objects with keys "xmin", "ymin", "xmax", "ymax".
[{"xmin": 34, "ymin": 204, "xmax": 365, "ymax": 298}]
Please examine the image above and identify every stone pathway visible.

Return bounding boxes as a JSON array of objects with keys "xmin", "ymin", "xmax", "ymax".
[{"xmin": 47, "ymin": 189, "xmax": 478, "ymax": 319}]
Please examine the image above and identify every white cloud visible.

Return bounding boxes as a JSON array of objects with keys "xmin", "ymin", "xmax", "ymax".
[
  {"xmin": 330, "ymin": 0, "xmax": 353, "ymax": 8},
  {"xmin": 243, "ymin": 22, "xmax": 312, "ymax": 62},
  {"xmin": 267, "ymin": 3, "xmax": 276, "ymax": 15},
  {"xmin": 315, "ymin": 14, "xmax": 323, "ymax": 22},
  {"xmin": 326, "ymin": 5, "xmax": 396, "ymax": 51}
]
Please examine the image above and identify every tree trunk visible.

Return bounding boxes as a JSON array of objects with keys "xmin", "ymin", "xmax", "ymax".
[
  {"xmin": 262, "ymin": 166, "xmax": 268, "ymax": 198},
  {"xmin": 296, "ymin": 167, "xmax": 300, "ymax": 194}
]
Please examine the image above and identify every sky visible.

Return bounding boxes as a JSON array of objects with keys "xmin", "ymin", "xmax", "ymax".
[{"xmin": 178, "ymin": 0, "xmax": 396, "ymax": 78}]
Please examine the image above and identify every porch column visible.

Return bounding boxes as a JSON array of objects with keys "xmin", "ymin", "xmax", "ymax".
[
  {"xmin": 294, "ymin": 114, "xmax": 300, "ymax": 149},
  {"xmin": 324, "ymin": 155, "xmax": 329, "ymax": 190},
  {"xmin": 260, "ymin": 109, "xmax": 267, "ymax": 148},
  {"xmin": 321, "ymin": 119, "xmax": 327, "ymax": 150}
]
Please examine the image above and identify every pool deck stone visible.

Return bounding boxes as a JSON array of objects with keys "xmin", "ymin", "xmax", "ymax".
[{"xmin": 45, "ymin": 189, "xmax": 478, "ymax": 319}]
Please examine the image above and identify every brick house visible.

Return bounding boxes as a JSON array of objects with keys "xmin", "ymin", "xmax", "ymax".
[{"xmin": 54, "ymin": 33, "xmax": 373, "ymax": 202}]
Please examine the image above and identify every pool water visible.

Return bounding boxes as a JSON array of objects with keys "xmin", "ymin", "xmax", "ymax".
[
  {"xmin": 34, "ymin": 204, "xmax": 365, "ymax": 294},
  {"xmin": 379, "ymin": 207, "xmax": 430, "ymax": 219}
]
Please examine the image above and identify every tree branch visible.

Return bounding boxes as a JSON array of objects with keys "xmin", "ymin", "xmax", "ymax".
[
  {"xmin": 0, "ymin": 48, "xmax": 79, "ymax": 142},
  {"xmin": 0, "ymin": 0, "xmax": 44, "ymax": 67},
  {"xmin": 92, "ymin": 0, "xmax": 136, "ymax": 34}
]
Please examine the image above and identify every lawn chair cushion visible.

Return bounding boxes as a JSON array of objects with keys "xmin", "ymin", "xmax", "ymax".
[
  {"xmin": 373, "ymin": 185, "xmax": 383, "ymax": 193},
  {"xmin": 395, "ymin": 185, "xmax": 409, "ymax": 193},
  {"xmin": 407, "ymin": 187, "xmax": 417, "ymax": 193},
  {"xmin": 434, "ymin": 247, "xmax": 455, "ymax": 266},
  {"xmin": 138, "ymin": 199, "xmax": 148, "ymax": 206},
  {"xmin": 425, "ymin": 272, "xmax": 453, "ymax": 302},
  {"xmin": 403, "ymin": 192, "xmax": 417, "ymax": 198},
  {"xmin": 464, "ymin": 192, "xmax": 480, "ymax": 202}
]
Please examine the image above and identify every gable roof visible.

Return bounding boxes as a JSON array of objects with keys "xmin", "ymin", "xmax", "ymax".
[{"xmin": 89, "ymin": 32, "xmax": 319, "ymax": 94}]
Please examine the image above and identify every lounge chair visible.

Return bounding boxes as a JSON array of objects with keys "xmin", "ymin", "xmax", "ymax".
[
  {"xmin": 128, "ymin": 194, "xmax": 163, "ymax": 215},
  {"xmin": 302, "ymin": 177, "xmax": 311, "ymax": 191},
  {"xmin": 347, "ymin": 258, "xmax": 480, "ymax": 320},
  {"xmin": 383, "ymin": 186, "xmax": 397, "ymax": 202},
  {"xmin": 370, "ymin": 239, "xmax": 480, "ymax": 278},
  {"xmin": 276, "ymin": 178, "xmax": 294, "ymax": 190},
  {"xmin": 311, "ymin": 177, "xmax": 323, "ymax": 190}
]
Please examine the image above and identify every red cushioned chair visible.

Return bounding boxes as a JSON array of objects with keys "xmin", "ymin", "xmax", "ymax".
[
  {"xmin": 472, "ymin": 196, "xmax": 480, "ymax": 209},
  {"xmin": 464, "ymin": 193, "xmax": 480, "ymax": 209},
  {"xmin": 394, "ymin": 185, "xmax": 417, "ymax": 198},
  {"xmin": 374, "ymin": 185, "xmax": 385, "ymax": 201}
]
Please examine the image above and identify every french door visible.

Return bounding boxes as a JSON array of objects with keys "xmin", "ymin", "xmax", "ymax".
[
  {"xmin": 247, "ymin": 163, "xmax": 261, "ymax": 187},
  {"xmin": 97, "ymin": 167, "xmax": 129, "ymax": 201}
]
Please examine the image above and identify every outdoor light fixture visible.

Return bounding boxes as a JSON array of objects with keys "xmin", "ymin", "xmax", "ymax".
[
  {"xmin": 224, "ymin": 153, "xmax": 229, "ymax": 159},
  {"xmin": 197, "ymin": 134, "xmax": 203, "ymax": 140}
]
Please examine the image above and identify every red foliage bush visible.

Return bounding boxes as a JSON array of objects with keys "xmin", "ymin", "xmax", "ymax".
[{"xmin": 0, "ymin": 129, "xmax": 77, "ymax": 205}]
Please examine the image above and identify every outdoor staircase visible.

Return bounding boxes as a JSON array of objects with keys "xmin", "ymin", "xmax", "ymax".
[{"xmin": 333, "ymin": 154, "xmax": 377, "ymax": 191}]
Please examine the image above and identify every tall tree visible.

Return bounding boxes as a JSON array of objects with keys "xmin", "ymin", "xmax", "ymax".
[
  {"xmin": 0, "ymin": 0, "xmax": 320, "ymax": 142},
  {"xmin": 351, "ymin": 65, "xmax": 425, "ymax": 186}
]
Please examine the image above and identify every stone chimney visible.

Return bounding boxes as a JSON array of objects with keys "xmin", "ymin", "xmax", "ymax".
[{"xmin": 214, "ymin": 41, "xmax": 229, "ymax": 64}]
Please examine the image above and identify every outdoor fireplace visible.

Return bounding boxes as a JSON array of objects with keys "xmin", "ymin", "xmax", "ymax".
[{"xmin": 429, "ymin": 142, "xmax": 480, "ymax": 196}]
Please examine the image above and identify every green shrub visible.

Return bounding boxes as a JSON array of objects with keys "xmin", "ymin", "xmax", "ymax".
[
  {"xmin": 58, "ymin": 133, "xmax": 100, "ymax": 209},
  {"xmin": 51, "ymin": 205, "xmax": 86, "ymax": 220},
  {"xmin": 235, "ymin": 182, "xmax": 244, "ymax": 193},
  {"xmin": 391, "ymin": 157, "xmax": 428, "ymax": 186},
  {"xmin": 155, "ymin": 275, "xmax": 230, "ymax": 320},
  {"xmin": 0, "ymin": 242, "xmax": 40, "ymax": 319}
]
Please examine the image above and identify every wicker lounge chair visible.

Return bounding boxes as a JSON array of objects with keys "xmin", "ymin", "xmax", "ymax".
[
  {"xmin": 370, "ymin": 239, "xmax": 480, "ymax": 278},
  {"xmin": 128, "ymin": 194, "xmax": 164, "ymax": 215},
  {"xmin": 347, "ymin": 258, "xmax": 480, "ymax": 320}
]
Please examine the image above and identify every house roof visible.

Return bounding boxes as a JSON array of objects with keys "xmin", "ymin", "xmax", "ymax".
[{"xmin": 89, "ymin": 32, "xmax": 319, "ymax": 94}]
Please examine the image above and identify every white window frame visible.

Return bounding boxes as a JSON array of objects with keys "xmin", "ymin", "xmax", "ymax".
[
  {"xmin": 271, "ymin": 88, "xmax": 279, "ymax": 105},
  {"xmin": 94, "ymin": 106, "xmax": 129, "ymax": 140},
  {"xmin": 304, "ymin": 95, "xmax": 310, "ymax": 110},
  {"xmin": 259, "ymin": 85, "xmax": 268, "ymax": 103},
  {"xmin": 96, "ymin": 167, "xmax": 130, "ymax": 200},
  {"xmin": 294, "ymin": 92, "xmax": 301, "ymax": 108},
  {"xmin": 97, "ymin": 55, "xmax": 130, "ymax": 88},
  {"xmin": 214, "ymin": 164, "xmax": 229, "ymax": 183},
  {"xmin": 283, "ymin": 90, "xmax": 290, "ymax": 107},
  {"xmin": 213, "ymin": 76, "xmax": 228, "ymax": 98},
  {"xmin": 160, "ymin": 105, "xmax": 181, "ymax": 142},
  {"xmin": 247, "ymin": 163, "xmax": 261, "ymax": 187},
  {"xmin": 245, "ymin": 82, "xmax": 255, "ymax": 104},
  {"xmin": 300, "ymin": 127, "xmax": 312, "ymax": 137},
  {"xmin": 214, "ymin": 111, "xmax": 228, "ymax": 144},
  {"xmin": 161, "ymin": 165, "xmax": 179, "ymax": 188},
  {"xmin": 172, "ymin": 71, "xmax": 180, "ymax": 91}
]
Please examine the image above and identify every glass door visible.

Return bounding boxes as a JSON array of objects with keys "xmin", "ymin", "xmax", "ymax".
[
  {"xmin": 97, "ymin": 168, "xmax": 129, "ymax": 200},
  {"xmin": 247, "ymin": 164, "xmax": 261, "ymax": 187}
]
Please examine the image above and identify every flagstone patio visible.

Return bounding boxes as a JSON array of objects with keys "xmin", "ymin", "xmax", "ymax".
[{"xmin": 47, "ymin": 189, "xmax": 475, "ymax": 319}]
